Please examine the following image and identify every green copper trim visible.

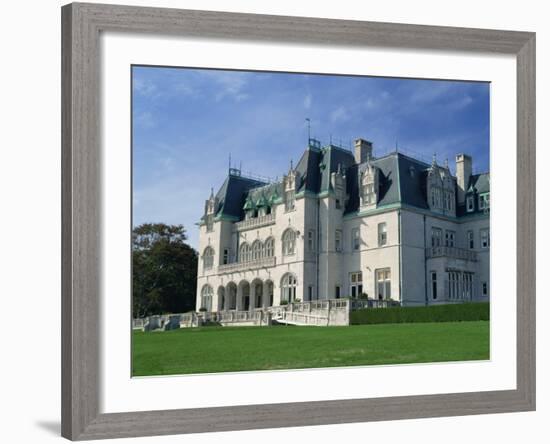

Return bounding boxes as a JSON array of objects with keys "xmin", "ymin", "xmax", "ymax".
[{"xmin": 214, "ymin": 214, "xmax": 240, "ymax": 222}]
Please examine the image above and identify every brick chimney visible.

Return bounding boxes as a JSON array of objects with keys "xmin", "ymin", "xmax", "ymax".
[
  {"xmin": 354, "ymin": 138, "xmax": 373, "ymax": 164},
  {"xmin": 455, "ymin": 153, "xmax": 472, "ymax": 205}
]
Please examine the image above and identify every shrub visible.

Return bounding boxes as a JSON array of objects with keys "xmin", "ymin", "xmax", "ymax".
[{"xmin": 350, "ymin": 302, "xmax": 489, "ymax": 325}]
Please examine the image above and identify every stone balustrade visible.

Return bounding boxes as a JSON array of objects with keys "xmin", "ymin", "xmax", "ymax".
[
  {"xmin": 234, "ymin": 213, "xmax": 276, "ymax": 231},
  {"xmin": 218, "ymin": 256, "xmax": 276, "ymax": 274},
  {"xmin": 426, "ymin": 246, "xmax": 478, "ymax": 262},
  {"xmin": 132, "ymin": 297, "xmax": 402, "ymax": 330}
]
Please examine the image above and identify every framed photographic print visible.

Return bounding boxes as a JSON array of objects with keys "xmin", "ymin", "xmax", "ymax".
[{"xmin": 61, "ymin": 2, "xmax": 535, "ymax": 440}]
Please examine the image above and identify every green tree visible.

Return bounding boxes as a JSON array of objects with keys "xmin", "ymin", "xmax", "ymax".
[{"xmin": 132, "ymin": 223, "xmax": 198, "ymax": 318}]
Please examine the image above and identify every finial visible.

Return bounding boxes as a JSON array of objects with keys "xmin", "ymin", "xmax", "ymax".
[
  {"xmin": 290, "ymin": 159, "xmax": 294, "ymax": 171},
  {"xmin": 432, "ymin": 152, "xmax": 437, "ymax": 166},
  {"xmin": 210, "ymin": 187, "xmax": 214, "ymax": 198},
  {"xmin": 444, "ymin": 158, "xmax": 449, "ymax": 169}
]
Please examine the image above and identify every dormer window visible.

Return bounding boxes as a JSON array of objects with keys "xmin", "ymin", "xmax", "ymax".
[
  {"xmin": 365, "ymin": 183, "xmax": 375, "ymax": 204},
  {"xmin": 205, "ymin": 215, "xmax": 213, "ymax": 232},
  {"xmin": 466, "ymin": 195, "xmax": 474, "ymax": 212},
  {"xmin": 285, "ymin": 190, "xmax": 295, "ymax": 212},
  {"xmin": 479, "ymin": 193, "xmax": 490, "ymax": 210},
  {"xmin": 360, "ymin": 165, "xmax": 378, "ymax": 209},
  {"xmin": 427, "ymin": 161, "xmax": 455, "ymax": 216}
]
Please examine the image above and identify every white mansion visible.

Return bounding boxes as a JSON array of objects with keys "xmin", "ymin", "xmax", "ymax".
[{"xmin": 195, "ymin": 138, "xmax": 490, "ymax": 312}]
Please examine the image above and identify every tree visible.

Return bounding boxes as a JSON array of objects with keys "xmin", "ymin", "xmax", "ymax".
[{"xmin": 132, "ymin": 223, "xmax": 198, "ymax": 318}]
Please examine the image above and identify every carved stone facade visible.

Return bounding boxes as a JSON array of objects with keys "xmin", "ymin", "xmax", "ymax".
[{"xmin": 195, "ymin": 138, "xmax": 490, "ymax": 312}]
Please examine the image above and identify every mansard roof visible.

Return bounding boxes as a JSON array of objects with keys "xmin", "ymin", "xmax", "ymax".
[
  {"xmin": 468, "ymin": 173, "xmax": 490, "ymax": 194},
  {"xmin": 214, "ymin": 174, "xmax": 266, "ymax": 219},
  {"xmin": 344, "ymin": 152, "xmax": 431, "ymax": 213},
  {"xmin": 206, "ymin": 144, "xmax": 489, "ymax": 222}
]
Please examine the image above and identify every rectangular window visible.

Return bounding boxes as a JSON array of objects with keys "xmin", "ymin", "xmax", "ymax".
[
  {"xmin": 285, "ymin": 190, "xmax": 295, "ymax": 212},
  {"xmin": 335, "ymin": 286, "xmax": 341, "ymax": 299},
  {"xmin": 349, "ymin": 271, "xmax": 363, "ymax": 298},
  {"xmin": 431, "ymin": 227, "xmax": 442, "ymax": 247},
  {"xmin": 206, "ymin": 215, "xmax": 214, "ymax": 232},
  {"xmin": 335, "ymin": 230, "xmax": 342, "ymax": 252},
  {"xmin": 307, "ymin": 229, "xmax": 315, "ymax": 252},
  {"xmin": 223, "ymin": 248, "xmax": 229, "ymax": 265},
  {"xmin": 466, "ymin": 195, "xmax": 474, "ymax": 212},
  {"xmin": 482, "ymin": 282, "xmax": 488, "ymax": 296},
  {"xmin": 479, "ymin": 193, "xmax": 490, "ymax": 210},
  {"xmin": 480, "ymin": 228, "xmax": 490, "ymax": 249},
  {"xmin": 376, "ymin": 268, "xmax": 391, "ymax": 300},
  {"xmin": 378, "ymin": 222, "xmax": 387, "ymax": 246},
  {"xmin": 308, "ymin": 286, "xmax": 313, "ymax": 301},
  {"xmin": 335, "ymin": 198, "xmax": 342, "ymax": 209},
  {"xmin": 467, "ymin": 230, "xmax": 474, "ymax": 249},
  {"xmin": 445, "ymin": 230, "xmax": 455, "ymax": 247},
  {"xmin": 431, "ymin": 272, "xmax": 437, "ymax": 300},
  {"xmin": 364, "ymin": 183, "xmax": 375, "ymax": 204},
  {"xmin": 351, "ymin": 228, "xmax": 361, "ymax": 251}
]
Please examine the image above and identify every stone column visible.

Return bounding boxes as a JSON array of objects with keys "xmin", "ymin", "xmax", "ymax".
[
  {"xmin": 250, "ymin": 284, "xmax": 256, "ymax": 312},
  {"xmin": 263, "ymin": 282, "xmax": 269, "ymax": 308},
  {"xmin": 224, "ymin": 285, "xmax": 230, "ymax": 311},
  {"xmin": 236, "ymin": 285, "xmax": 243, "ymax": 311}
]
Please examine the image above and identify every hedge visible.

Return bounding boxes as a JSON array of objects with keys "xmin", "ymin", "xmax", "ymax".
[{"xmin": 350, "ymin": 302, "xmax": 489, "ymax": 325}]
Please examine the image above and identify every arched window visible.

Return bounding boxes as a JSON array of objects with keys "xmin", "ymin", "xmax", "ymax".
[
  {"xmin": 239, "ymin": 243, "xmax": 250, "ymax": 263},
  {"xmin": 200, "ymin": 285, "xmax": 213, "ymax": 311},
  {"xmin": 202, "ymin": 246, "xmax": 214, "ymax": 270},
  {"xmin": 282, "ymin": 229, "xmax": 296, "ymax": 256},
  {"xmin": 281, "ymin": 273, "xmax": 297, "ymax": 303},
  {"xmin": 264, "ymin": 237, "xmax": 274, "ymax": 258},
  {"xmin": 251, "ymin": 240, "xmax": 262, "ymax": 261}
]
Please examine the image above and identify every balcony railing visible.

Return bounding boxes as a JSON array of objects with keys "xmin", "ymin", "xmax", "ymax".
[
  {"xmin": 218, "ymin": 256, "xmax": 276, "ymax": 274},
  {"xmin": 234, "ymin": 213, "xmax": 276, "ymax": 231},
  {"xmin": 426, "ymin": 246, "xmax": 478, "ymax": 262}
]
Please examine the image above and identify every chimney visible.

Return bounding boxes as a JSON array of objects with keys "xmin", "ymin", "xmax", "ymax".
[
  {"xmin": 455, "ymin": 153, "xmax": 472, "ymax": 205},
  {"xmin": 354, "ymin": 138, "xmax": 373, "ymax": 164}
]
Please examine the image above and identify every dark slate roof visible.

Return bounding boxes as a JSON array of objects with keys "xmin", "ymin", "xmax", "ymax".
[
  {"xmin": 208, "ymin": 145, "xmax": 488, "ymax": 221},
  {"xmin": 468, "ymin": 173, "xmax": 490, "ymax": 194},
  {"xmin": 456, "ymin": 172, "xmax": 490, "ymax": 217},
  {"xmin": 215, "ymin": 174, "xmax": 266, "ymax": 219},
  {"xmin": 344, "ymin": 152, "xmax": 431, "ymax": 214},
  {"xmin": 295, "ymin": 147, "xmax": 323, "ymax": 193},
  {"xmin": 319, "ymin": 146, "xmax": 356, "ymax": 193}
]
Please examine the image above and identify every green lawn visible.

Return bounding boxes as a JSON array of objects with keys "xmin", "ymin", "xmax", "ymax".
[{"xmin": 132, "ymin": 321, "xmax": 489, "ymax": 376}]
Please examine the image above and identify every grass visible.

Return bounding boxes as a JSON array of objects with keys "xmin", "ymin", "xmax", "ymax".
[{"xmin": 132, "ymin": 321, "xmax": 489, "ymax": 376}]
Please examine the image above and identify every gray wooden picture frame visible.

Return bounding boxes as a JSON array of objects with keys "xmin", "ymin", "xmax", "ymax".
[{"xmin": 61, "ymin": 2, "xmax": 536, "ymax": 440}]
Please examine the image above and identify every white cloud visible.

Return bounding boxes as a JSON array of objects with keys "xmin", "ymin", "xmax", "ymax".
[
  {"xmin": 135, "ymin": 111, "xmax": 156, "ymax": 129},
  {"xmin": 201, "ymin": 71, "xmax": 250, "ymax": 102},
  {"xmin": 408, "ymin": 82, "xmax": 452, "ymax": 104},
  {"xmin": 449, "ymin": 95, "xmax": 474, "ymax": 110},
  {"xmin": 133, "ymin": 77, "xmax": 159, "ymax": 98},
  {"xmin": 330, "ymin": 106, "xmax": 350, "ymax": 123},
  {"xmin": 303, "ymin": 93, "xmax": 312, "ymax": 109},
  {"xmin": 174, "ymin": 82, "xmax": 198, "ymax": 97}
]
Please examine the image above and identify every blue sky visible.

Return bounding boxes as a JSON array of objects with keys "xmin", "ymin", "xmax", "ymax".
[{"xmin": 132, "ymin": 66, "xmax": 490, "ymax": 249}]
